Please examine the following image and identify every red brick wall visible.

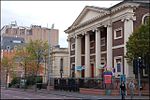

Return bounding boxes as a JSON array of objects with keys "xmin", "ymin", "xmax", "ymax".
[
  {"xmin": 133, "ymin": 6, "xmax": 149, "ymax": 31},
  {"xmin": 112, "ymin": 47, "xmax": 124, "ymax": 68},
  {"xmin": 112, "ymin": 20, "xmax": 124, "ymax": 46}
]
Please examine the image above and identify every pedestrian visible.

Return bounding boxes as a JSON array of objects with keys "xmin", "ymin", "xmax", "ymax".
[
  {"xmin": 120, "ymin": 81, "xmax": 126, "ymax": 100},
  {"xmin": 128, "ymin": 80, "xmax": 135, "ymax": 99}
]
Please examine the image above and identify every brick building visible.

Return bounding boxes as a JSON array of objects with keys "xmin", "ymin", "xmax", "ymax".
[
  {"xmin": 65, "ymin": 1, "xmax": 149, "ymax": 79},
  {"xmin": 1, "ymin": 22, "xmax": 59, "ymax": 47},
  {"xmin": 1, "ymin": 22, "xmax": 59, "ymax": 85}
]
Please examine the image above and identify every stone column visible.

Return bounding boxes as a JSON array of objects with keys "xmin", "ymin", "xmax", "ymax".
[
  {"xmin": 95, "ymin": 29, "xmax": 101, "ymax": 77},
  {"xmin": 85, "ymin": 32, "xmax": 90, "ymax": 78},
  {"xmin": 67, "ymin": 38, "xmax": 71, "ymax": 77},
  {"xmin": 75, "ymin": 35, "xmax": 81, "ymax": 78},
  {"xmin": 124, "ymin": 18, "xmax": 134, "ymax": 78},
  {"xmin": 106, "ymin": 24, "xmax": 112, "ymax": 67}
]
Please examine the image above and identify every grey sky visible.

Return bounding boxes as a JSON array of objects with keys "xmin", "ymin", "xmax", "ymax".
[{"xmin": 1, "ymin": 1, "xmax": 122, "ymax": 48}]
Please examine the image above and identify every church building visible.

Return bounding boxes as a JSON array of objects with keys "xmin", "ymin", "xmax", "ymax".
[{"xmin": 65, "ymin": 1, "xmax": 149, "ymax": 78}]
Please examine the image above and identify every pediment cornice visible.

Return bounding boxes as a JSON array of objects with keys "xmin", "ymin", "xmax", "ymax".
[{"xmin": 65, "ymin": 2, "xmax": 140, "ymax": 33}]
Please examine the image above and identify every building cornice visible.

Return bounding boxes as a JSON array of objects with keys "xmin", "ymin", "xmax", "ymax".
[{"xmin": 65, "ymin": 2, "xmax": 140, "ymax": 33}]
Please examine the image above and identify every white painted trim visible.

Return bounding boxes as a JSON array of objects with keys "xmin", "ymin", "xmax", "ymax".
[
  {"xmin": 101, "ymin": 51, "xmax": 106, "ymax": 54},
  {"xmin": 143, "ymin": 69, "xmax": 148, "ymax": 76},
  {"xmin": 114, "ymin": 27, "xmax": 123, "ymax": 40},
  {"xmin": 71, "ymin": 43, "xmax": 75, "ymax": 50},
  {"xmin": 142, "ymin": 13, "xmax": 150, "ymax": 24},
  {"xmin": 70, "ymin": 55, "xmax": 75, "ymax": 57},
  {"xmin": 90, "ymin": 54, "xmax": 95, "ymax": 56},
  {"xmin": 112, "ymin": 44, "xmax": 124, "ymax": 49}
]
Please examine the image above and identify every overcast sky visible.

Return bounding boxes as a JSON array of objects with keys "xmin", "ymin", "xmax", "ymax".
[{"xmin": 1, "ymin": 1, "xmax": 122, "ymax": 48}]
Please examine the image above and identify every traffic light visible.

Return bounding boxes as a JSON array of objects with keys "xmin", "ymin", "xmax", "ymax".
[
  {"xmin": 133, "ymin": 58, "xmax": 138, "ymax": 74},
  {"xmin": 138, "ymin": 57, "xmax": 145, "ymax": 69}
]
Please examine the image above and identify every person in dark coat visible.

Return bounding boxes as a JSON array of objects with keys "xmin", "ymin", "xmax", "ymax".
[{"xmin": 120, "ymin": 81, "xmax": 126, "ymax": 100}]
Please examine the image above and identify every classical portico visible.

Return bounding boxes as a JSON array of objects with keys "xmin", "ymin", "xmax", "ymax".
[
  {"xmin": 67, "ymin": 25, "xmax": 112, "ymax": 78},
  {"xmin": 65, "ymin": 2, "xmax": 142, "ymax": 79}
]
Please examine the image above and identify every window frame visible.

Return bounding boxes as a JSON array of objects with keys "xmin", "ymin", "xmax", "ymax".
[
  {"xmin": 114, "ymin": 27, "xmax": 123, "ymax": 40},
  {"xmin": 71, "ymin": 43, "xmax": 75, "ymax": 50},
  {"xmin": 114, "ymin": 56, "xmax": 123, "ymax": 77},
  {"xmin": 142, "ymin": 13, "xmax": 150, "ymax": 24}
]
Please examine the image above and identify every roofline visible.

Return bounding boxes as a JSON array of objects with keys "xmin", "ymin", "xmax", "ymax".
[{"xmin": 65, "ymin": 0, "xmax": 149, "ymax": 33}]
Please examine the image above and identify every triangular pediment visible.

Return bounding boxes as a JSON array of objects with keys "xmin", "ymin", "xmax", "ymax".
[{"xmin": 71, "ymin": 6, "xmax": 108, "ymax": 27}]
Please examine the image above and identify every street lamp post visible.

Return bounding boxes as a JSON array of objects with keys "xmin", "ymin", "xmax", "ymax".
[{"xmin": 138, "ymin": 57, "xmax": 141, "ymax": 96}]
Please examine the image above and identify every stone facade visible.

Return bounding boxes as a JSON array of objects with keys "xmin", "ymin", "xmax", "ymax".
[
  {"xmin": 65, "ymin": 1, "xmax": 149, "ymax": 78},
  {"xmin": 50, "ymin": 46, "xmax": 69, "ymax": 78}
]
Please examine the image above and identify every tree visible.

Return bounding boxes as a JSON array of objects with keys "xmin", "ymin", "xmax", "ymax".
[
  {"xmin": 1, "ymin": 52, "xmax": 15, "ymax": 88},
  {"xmin": 15, "ymin": 46, "xmax": 31, "ymax": 89},
  {"xmin": 126, "ymin": 18, "xmax": 150, "ymax": 61},
  {"xmin": 15, "ymin": 40, "xmax": 48, "ymax": 90},
  {"xmin": 26, "ymin": 40, "xmax": 48, "ymax": 91},
  {"xmin": 126, "ymin": 18, "xmax": 150, "ymax": 78}
]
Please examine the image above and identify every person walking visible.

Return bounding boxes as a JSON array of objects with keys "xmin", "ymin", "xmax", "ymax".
[
  {"xmin": 129, "ymin": 80, "xmax": 135, "ymax": 99},
  {"xmin": 120, "ymin": 81, "xmax": 126, "ymax": 100}
]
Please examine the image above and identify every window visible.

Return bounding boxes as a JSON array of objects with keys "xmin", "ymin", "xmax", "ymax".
[
  {"xmin": 20, "ymin": 29, "xmax": 25, "ymax": 35},
  {"xmin": 71, "ymin": 43, "xmax": 75, "ymax": 50},
  {"xmin": 27, "ymin": 30, "xmax": 32, "ymax": 35},
  {"xmin": 114, "ymin": 56, "xmax": 123, "ymax": 77},
  {"xmin": 101, "ymin": 37, "xmax": 105, "ymax": 46},
  {"xmin": 71, "ymin": 64, "xmax": 75, "ymax": 78},
  {"xmin": 143, "ymin": 16, "xmax": 149, "ymax": 24},
  {"xmin": 142, "ymin": 13, "xmax": 150, "ymax": 24},
  {"xmin": 116, "ymin": 60, "xmax": 121, "ymax": 72},
  {"xmin": 101, "ymin": 57, "xmax": 106, "ymax": 66},
  {"xmin": 114, "ymin": 27, "xmax": 123, "ymax": 39},
  {"xmin": 60, "ymin": 58, "xmax": 63, "ymax": 72}
]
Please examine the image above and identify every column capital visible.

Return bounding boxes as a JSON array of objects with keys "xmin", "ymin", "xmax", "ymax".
[
  {"xmin": 91, "ymin": 27, "xmax": 100, "ymax": 33},
  {"xmin": 75, "ymin": 34, "xmax": 82, "ymax": 39},
  {"xmin": 67, "ymin": 38, "xmax": 70, "ymax": 42},
  {"xmin": 121, "ymin": 16, "xmax": 136, "ymax": 22},
  {"xmin": 85, "ymin": 31, "xmax": 90, "ymax": 35},
  {"xmin": 95, "ymin": 28, "xmax": 100, "ymax": 32},
  {"xmin": 104, "ymin": 24, "xmax": 112, "ymax": 28},
  {"xmin": 81, "ymin": 32, "xmax": 85, "ymax": 36}
]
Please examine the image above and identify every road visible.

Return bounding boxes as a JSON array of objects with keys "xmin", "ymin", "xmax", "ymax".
[
  {"xmin": 1, "ymin": 87, "xmax": 81, "ymax": 99},
  {"xmin": 1, "ymin": 87, "xmax": 149, "ymax": 99}
]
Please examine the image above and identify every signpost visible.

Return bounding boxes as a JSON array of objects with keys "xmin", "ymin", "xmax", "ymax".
[{"xmin": 104, "ymin": 71, "xmax": 112, "ymax": 95}]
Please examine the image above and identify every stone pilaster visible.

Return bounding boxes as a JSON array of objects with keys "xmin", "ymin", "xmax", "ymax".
[
  {"xmin": 75, "ymin": 35, "xmax": 81, "ymax": 78},
  {"xmin": 67, "ymin": 38, "xmax": 71, "ymax": 77},
  {"xmin": 106, "ymin": 24, "xmax": 112, "ymax": 67},
  {"xmin": 85, "ymin": 32, "xmax": 90, "ymax": 78},
  {"xmin": 95, "ymin": 29, "xmax": 101, "ymax": 77},
  {"xmin": 123, "ymin": 18, "xmax": 134, "ymax": 78}
]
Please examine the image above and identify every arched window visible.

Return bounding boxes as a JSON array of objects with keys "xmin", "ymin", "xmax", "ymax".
[{"xmin": 142, "ymin": 13, "xmax": 150, "ymax": 24}]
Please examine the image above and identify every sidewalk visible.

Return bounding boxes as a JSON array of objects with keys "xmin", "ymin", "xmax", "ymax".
[{"xmin": 7, "ymin": 87, "xmax": 150, "ymax": 99}]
